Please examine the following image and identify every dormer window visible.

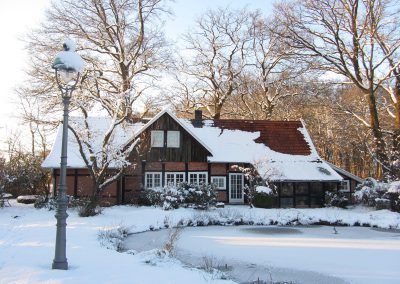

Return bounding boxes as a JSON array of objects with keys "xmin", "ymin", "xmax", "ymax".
[
  {"xmin": 151, "ymin": 130, "xmax": 164, "ymax": 147},
  {"xmin": 167, "ymin": 131, "xmax": 180, "ymax": 148}
]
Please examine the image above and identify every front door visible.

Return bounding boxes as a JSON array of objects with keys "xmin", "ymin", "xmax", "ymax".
[{"xmin": 229, "ymin": 173, "xmax": 244, "ymax": 204}]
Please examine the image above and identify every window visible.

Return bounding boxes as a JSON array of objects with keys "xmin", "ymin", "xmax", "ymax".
[
  {"xmin": 295, "ymin": 196, "xmax": 309, "ymax": 208},
  {"xmin": 280, "ymin": 197, "xmax": 294, "ymax": 208},
  {"xmin": 310, "ymin": 182, "xmax": 323, "ymax": 196},
  {"xmin": 189, "ymin": 172, "xmax": 208, "ymax": 185},
  {"xmin": 211, "ymin": 176, "xmax": 226, "ymax": 190},
  {"xmin": 165, "ymin": 172, "xmax": 185, "ymax": 186},
  {"xmin": 296, "ymin": 183, "xmax": 309, "ymax": 195},
  {"xmin": 339, "ymin": 180, "xmax": 350, "ymax": 192},
  {"xmin": 229, "ymin": 173, "xmax": 244, "ymax": 201},
  {"xmin": 151, "ymin": 130, "xmax": 164, "ymax": 147},
  {"xmin": 281, "ymin": 183, "xmax": 294, "ymax": 196},
  {"xmin": 167, "ymin": 131, "xmax": 180, "ymax": 148},
  {"xmin": 325, "ymin": 182, "xmax": 338, "ymax": 192},
  {"xmin": 145, "ymin": 172, "xmax": 161, "ymax": 189}
]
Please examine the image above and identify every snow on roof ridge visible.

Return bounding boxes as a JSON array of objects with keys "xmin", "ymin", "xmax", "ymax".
[{"xmin": 298, "ymin": 119, "xmax": 320, "ymax": 158}]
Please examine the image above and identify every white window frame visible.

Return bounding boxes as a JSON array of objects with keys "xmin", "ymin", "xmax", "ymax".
[
  {"xmin": 150, "ymin": 130, "xmax": 164, "ymax": 148},
  {"xmin": 189, "ymin": 172, "xmax": 208, "ymax": 185},
  {"xmin": 145, "ymin": 172, "xmax": 162, "ymax": 189},
  {"xmin": 165, "ymin": 172, "xmax": 186, "ymax": 187},
  {"xmin": 211, "ymin": 176, "xmax": 226, "ymax": 190},
  {"xmin": 167, "ymin": 131, "xmax": 180, "ymax": 148},
  {"xmin": 339, "ymin": 180, "xmax": 351, "ymax": 193},
  {"xmin": 229, "ymin": 173, "xmax": 244, "ymax": 203}
]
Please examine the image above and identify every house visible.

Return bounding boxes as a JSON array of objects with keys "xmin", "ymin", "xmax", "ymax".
[
  {"xmin": 325, "ymin": 161, "xmax": 364, "ymax": 201},
  {"xmin": 42, "ymin": 109, "xmax": 344, "ymax": 208}
]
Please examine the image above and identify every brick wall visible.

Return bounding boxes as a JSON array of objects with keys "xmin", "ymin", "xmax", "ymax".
[
  {"xmin": 145, "ymin": 162, "xmax": 162, "ymax": 171},
  {"xmin": 217, "ymin": 191, "xmax": 228, "ymax": 202},
  {"xmin": 188, "ymin": 162, "xmax": 208, "ymax": 171},
  {"xmin": 165, "ymin": 162, "xmax": 186, "ymax": 171},
  {"xmin": 210, "ymin": 163, "xmax": 227, "ymax": 175}
]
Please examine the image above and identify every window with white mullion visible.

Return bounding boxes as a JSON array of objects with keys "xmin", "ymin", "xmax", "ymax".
[
  {"xmin": 165, "ymin": 172, "xmax": 186, "ymax": 187},
  {"xmin": 211, "ymin": 176, "xmax": 226, "ymax": 190},
  {"xmin": 145, "ymin": 172, "xmax": 162, "ymax": 189},
  {"xmin": 189, "ymin": 172, "xmax": 208, "ymax": 185}
]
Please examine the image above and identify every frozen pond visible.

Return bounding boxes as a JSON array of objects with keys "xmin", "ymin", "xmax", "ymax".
[{"xmin": 124, "ymin": 225, "xmax": 400, "ymax": 284}]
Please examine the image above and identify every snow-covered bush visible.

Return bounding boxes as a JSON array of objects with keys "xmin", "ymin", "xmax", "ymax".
[
  {"xmin": 139, "ymin": 182, "xmax": 217, "ymax": 210},
  {"xmin": 98, "ymin": 224, "xmax": 130, "ymax": 252},
  {"xmin": 178, "ymin": 183, "xmax": 217, "ymax": 210},
  {"xmin": 325, "ymin": 191, "xmax": 348, "ymax": 208},
  {"xmin": 354, "ymin": 178, "xmax": 400, "ymax": 212},
  {"xmin": 34, "ymin": 196, "xmax": 57, "ymax": 210},
  {"xmin": 0, "ymin": 187, "xmax": 10, "ymax": 208},
  {"xmin": 354, "ymin": 178, "xmax": 386, "ymax": 207},
  {"xmin": 138, "ymin": 188, "xmax": 163, "ymax": 206},
  {"xmin": 2, "ymin": 152, "xmax": 48, "ymax": 197},
  {"xmin": 387, "ymin": 181, "xmax": 400, "ymax": 212},
  {"xmin": 16, "ymin": 195, "xmax": 39, "ymax": 204},
  {"xmin": 232, "ymin": 164, "xmax": 277, "ymax": 208},
  {"xmin": 250, "ymin": 186, "xmax": 278, "ymax": 208}
]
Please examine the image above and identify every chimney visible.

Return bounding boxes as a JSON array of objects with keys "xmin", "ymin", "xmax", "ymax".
[{"xmin": 193, "ymin": 109, "xmax": 203, "ymax": 128}]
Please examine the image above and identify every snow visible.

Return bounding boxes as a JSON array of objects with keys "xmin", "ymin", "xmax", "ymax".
[
  {"xmin": 388, "ymin": 181, "xmax": 400, "ymax": 194},
  {"xmin": 0, "ymin": 201, "xmax": 234, "ymax": 284},
  {"xmin": 255, "ymin": 185, "xmax": 273, "ymax": 194},
  {"xmin": 125, "ymin": 225, "xmax": 400, "ymax": 284},
  {"xmin": 43, "ymin": 109, "xmax": 342, "ymax": 181},
  {"xmin": 181, "ymin": 117, "xmax": 342, "ymax": 181},
  {"xmin": 42, "ymin": 117, "xmax": 145, "ymax": 168},
  {"xmin": 1, "ymin": 202, "xmax": 400, "ymax": 283},
  {"xmin": 155, "ymin": 226, "xmax": 400, "ymax": 284},
  {"xmin": 52, "ymin": 39, "xmax": 85, "ymax": 72}
]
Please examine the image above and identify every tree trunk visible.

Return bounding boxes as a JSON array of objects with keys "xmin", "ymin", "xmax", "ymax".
[
  {"xmin": 366, "ymin": 88, "xmax": 387, "ymax": 178},
  {"xmin": 80, "ymin": 184, "xmax": 101, "ymax": 217}
]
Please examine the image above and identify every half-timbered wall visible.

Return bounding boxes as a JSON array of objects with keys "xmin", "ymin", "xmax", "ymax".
[{"xmin": 138, "ymin": 113, "xmax": 210, "ymax": 162}]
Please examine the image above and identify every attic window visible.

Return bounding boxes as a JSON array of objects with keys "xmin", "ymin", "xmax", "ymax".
[
  {"xmin": 151, "ymin": 130, "xmax": 164, "ymax": 147},
  {"xmin": 167, "ymin": 131, "xmax": 180, "ymax": 148}
]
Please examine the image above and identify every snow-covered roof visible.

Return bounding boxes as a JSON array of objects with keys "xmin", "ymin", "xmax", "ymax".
[
  {"xmin": 42, "ymin": 117, "xmax": 145, "ymax": 169},
  {"xmin": 325, "ymin": 162, "xmax": 364, "ymax": 183},
  {"xmin": 180, "ymin": 119, "xmax": 342, "ymax": 181},
  {"xmin": 43, "ymin": 110, "xmax": 342, "ymax": 182}
]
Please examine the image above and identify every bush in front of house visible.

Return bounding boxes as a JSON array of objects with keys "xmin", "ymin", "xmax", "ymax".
[
  {"xmin": 325, "ymin": 191, "xmax": 349, "ymax": 208},
  {"xmin": 2, "ymin": 152, "xmax": 48, "ymax": 198},
  {"xmin": 250, "ymin": 186, "xmax": 278, "ymax": 208},
  {"xmin": 179, "ymin": 183, "xmax": 217, "ymax": 210},
  {"xmin": 138, "ymin": 182, "xmax": 217, "ymax": 210},
  {"xmin": 138, "ymin": 187, "xmax": 163, "ymax": 206},
  {"xmin": 354, "ymin": 178, "xmax": 400, "ymax": 212},
  {"xmin": 16, "ymin": 195, "xmax": 40, "ymax": 204}
]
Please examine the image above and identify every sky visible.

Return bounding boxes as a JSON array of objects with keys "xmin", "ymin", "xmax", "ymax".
[{"xmin": 0, "ymin": 0, "xmax": 274, "ymax": 154}]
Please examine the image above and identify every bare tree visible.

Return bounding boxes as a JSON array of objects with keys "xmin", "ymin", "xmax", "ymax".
[
  {"xmin": 273, "ymin": 0, "xmax": 400, "ymax": 177},
  {"xmin": 22, "ymin": 0, "xmax": 171, "ymax": 119},
  {"xmin": 19, "ymin": 0, "xmax": 171, "ymax": 215},
  {"xmin": 172, "ymin": 7, "xmax": 251, "ymax": 119},
  {"xmin": 235, "ymin": 12, "xmax": 313, "ymax": 120}
]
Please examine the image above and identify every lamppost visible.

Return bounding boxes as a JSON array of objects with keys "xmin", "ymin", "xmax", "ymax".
[{"xmin": 52, "ymin": 39, "xmax": 84, "ymax": 270}]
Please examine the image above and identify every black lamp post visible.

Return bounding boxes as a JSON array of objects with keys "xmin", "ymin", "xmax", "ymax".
[{"xmin": 51, "ymin": 39, "xmax": 84, "ymax": 270}]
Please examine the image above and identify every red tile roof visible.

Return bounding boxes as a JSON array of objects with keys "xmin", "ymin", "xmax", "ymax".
[{"xmin": 210, "ymin": 120, "xmax": 311, "ymax": 156}]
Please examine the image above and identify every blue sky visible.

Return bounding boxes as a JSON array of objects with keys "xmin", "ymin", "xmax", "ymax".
[{"xmin": 0, "ymin": 0, "xmax": 274, "ymax": 152}]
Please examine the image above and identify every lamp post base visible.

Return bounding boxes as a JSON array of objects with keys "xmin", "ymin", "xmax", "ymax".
[{"xmin": 52, "ymin": 260, "xmax": 68, "ymax": 270}]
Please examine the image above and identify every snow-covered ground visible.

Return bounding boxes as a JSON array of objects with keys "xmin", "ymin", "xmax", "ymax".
[
  {"xmin": 0, "ymin": 201, "xmax": 233, "ymax": 284},
  {"xmin": 125, "ymin": 226, "xmax": 400, "ymax": 283},
  {"xmin": 1, "ymin": 202, "xmax": 400, "ymax": 283}
]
